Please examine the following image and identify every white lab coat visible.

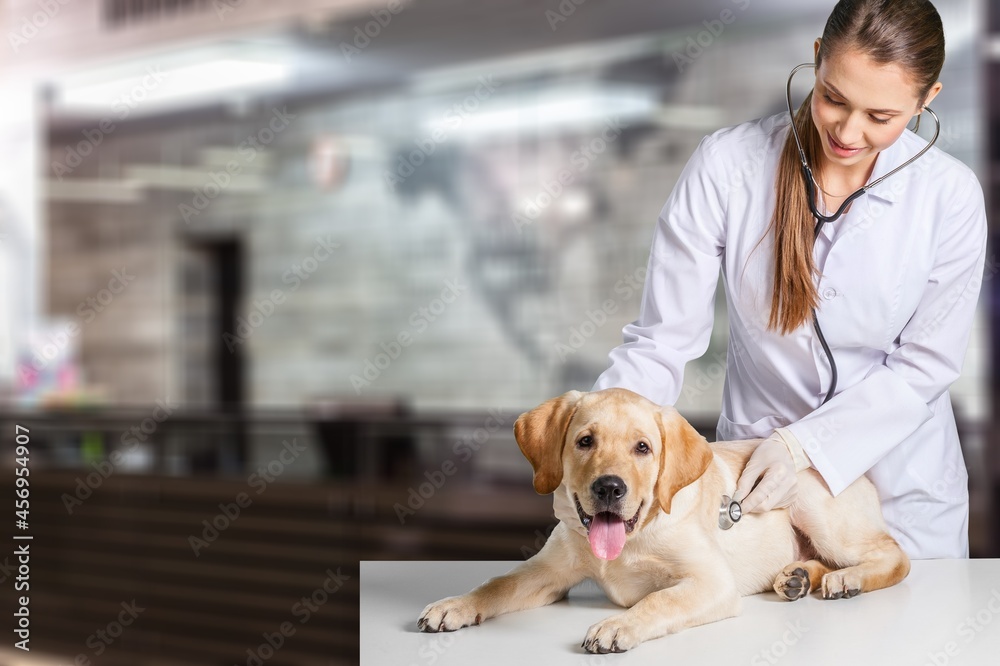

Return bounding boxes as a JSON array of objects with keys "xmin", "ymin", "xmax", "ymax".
[{"xmin": 591, "ymin": 111, "xmax": 988, "ymax": 559}]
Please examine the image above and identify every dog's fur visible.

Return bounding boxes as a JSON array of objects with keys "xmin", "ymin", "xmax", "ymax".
[{"xmin": 417, "ymin": 388, "xmax": 910, "ymax": 653}]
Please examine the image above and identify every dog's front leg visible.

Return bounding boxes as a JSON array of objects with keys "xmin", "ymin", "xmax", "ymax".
[
  {"xmin": 582, "ymin": 559, "xmax": 741, "ymax": 653},
  {"xmin": 418, "ymin": 523, "xmax": 586, "ymax": 633}
]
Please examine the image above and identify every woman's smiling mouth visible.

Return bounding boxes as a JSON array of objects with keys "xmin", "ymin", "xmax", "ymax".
[{"xmin": 827, "ymin": 131, "xmax": 865, "ymax": 157}]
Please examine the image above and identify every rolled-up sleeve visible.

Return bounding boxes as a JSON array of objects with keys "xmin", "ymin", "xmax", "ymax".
[
  {"xmin": 784, "ymin": 170, "xmax": 988, "ymax": 495},
  {"xmin": 591, "ymin": 134, "xmax": 727, "ymax": 405}
]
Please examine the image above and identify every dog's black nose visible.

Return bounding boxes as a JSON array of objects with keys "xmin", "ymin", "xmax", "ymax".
[{"xmin": 591, "ymin": 475, "xmax": 627, "ymax": 503}]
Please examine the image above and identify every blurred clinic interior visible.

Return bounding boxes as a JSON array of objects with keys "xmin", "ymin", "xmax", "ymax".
[{"xmin": 0, "ymin": 0, "xmax": 997, "ymax": 664}]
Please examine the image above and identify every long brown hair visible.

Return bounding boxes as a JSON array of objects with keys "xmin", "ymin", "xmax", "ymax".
[{"xmin": 766, "ymin": 0, "xmax": 945, "ymax": 334}]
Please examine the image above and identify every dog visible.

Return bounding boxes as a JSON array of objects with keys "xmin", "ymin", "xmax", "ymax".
[{"xmin": 417, "ymin": 388, "xmax": 910, "ymax": 653}]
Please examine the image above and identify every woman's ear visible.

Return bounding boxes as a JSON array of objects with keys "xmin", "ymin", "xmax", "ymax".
[
  {"xmin": 513, "ymin": 390, "xmax": 585, "ymax": 494},
  {"xmin": 920, "ymin": 81, "xmax": 943, "ymax": 112},
  {"xmin": 655, "ymin": 405, "xmax": 714, "ymax": 513}
]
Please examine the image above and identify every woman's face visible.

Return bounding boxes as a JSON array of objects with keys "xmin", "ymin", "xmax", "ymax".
[{"xmin": 809, "ymin": 41, "xmax": 940, "ymax": 174}]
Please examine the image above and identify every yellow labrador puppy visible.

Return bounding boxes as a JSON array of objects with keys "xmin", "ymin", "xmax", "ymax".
[{"xmin": 417, "ymin": 388, "xmax": 910, "ymax": 653}]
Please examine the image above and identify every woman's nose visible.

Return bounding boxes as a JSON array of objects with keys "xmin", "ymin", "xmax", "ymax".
[{"xmin": 836, "ymin": 113, "xmax": 864, "ymax": 146}]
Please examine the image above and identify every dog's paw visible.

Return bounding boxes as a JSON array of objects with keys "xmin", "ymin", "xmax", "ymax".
[
  {"xmin": 821, "ymin": 570, "xmax": 862, "ymax": 600},
  {"xmin": 581, "ymin": 614, "xmax": 641, "ymax": 653},
  {"xmin": 417, "ymin": 595, "xmax": 483, "ymax": 632},
  {"xmin": 774, "ymin": 564, "xmax": 811, "ymax": 601}
]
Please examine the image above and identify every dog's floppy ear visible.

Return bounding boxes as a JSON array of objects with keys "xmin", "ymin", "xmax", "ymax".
[
  {"xmin": 655, "ymin": 405, "xmax": 714, "ymax": 513},
  {"xmin": 514, "ymin": 390, "xmax": 585, "ymax": 495}
]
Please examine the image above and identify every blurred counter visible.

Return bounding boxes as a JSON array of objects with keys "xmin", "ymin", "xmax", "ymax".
[{"xmin": 363, "ymin": 558, "xmax": 1000, "ymax": 665}]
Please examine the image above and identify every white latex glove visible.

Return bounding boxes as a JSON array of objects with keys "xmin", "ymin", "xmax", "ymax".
[
  {"xmin": 735, "ymin": 428, "xmax": 810, "ymax": 514},
  {"xmin": 552, "ymin": 483, "xmax": 589, "ymax": 540}
]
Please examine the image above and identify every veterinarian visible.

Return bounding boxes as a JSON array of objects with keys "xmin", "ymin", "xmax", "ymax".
[{"xmin": 589, "ymin": 0, "xmax": 986, "ymax": 559}]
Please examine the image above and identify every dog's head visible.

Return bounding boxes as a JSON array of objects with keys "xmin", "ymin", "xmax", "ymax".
[{"xmin": 513, "ymin": 388, "xmax": 713, "ymax": 560}]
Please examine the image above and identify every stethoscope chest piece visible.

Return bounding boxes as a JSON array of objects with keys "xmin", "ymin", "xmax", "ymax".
[{"xmin": 719, "ymin": 495, "xmax": 742, "ymax": 530}]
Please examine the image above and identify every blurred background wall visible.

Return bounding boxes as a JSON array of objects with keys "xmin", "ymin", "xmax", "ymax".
[{"xmin": 0, "ymin": 0, "xmax": 994, "ymax": 664}]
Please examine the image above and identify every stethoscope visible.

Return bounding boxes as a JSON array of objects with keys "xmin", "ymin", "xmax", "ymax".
[
  {"xmin": 718, "ymin": 65, "xmax": 942, "ymax": 529},
  {"xmin": 719, "ymin": 495, "xmax": 743, "ymax": 530},
  {"xmin": 785, "ymin": 62, "xmax": 941, "ymax": 406}
]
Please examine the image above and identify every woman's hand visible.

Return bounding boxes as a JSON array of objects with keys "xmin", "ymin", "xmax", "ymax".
[{"xmin": 734, "ymin": 433, "xmax": 800, "ymax": 514}]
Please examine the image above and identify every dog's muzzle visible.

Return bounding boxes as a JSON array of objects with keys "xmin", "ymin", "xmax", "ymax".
[{"xmin": 574, "ymin": 494, "xmax": 641, "ymax": 534}]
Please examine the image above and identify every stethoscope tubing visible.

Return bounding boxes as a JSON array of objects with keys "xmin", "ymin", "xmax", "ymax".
[{"xmin": 783, "ymin": 62, "xmax": 940, "ymax": 405}]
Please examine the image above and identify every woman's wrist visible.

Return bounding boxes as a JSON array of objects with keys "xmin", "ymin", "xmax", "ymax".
[{"xmin": 772, "ymin": 427, "xmax": 812, "ymax": 472}]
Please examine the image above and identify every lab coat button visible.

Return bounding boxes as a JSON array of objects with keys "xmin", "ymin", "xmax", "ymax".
[{"xmin": 822, "ymin": 287, "xmax": 837, "ymax": 300}]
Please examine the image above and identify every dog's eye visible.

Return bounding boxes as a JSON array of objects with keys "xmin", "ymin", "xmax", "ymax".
[
  {"xmin": 635, "ymin": 441, "xmax": 650, "ymax": 454},
  {"xmin": 577, "ymin": 435, "xmax": 593, "ymax": 449}
]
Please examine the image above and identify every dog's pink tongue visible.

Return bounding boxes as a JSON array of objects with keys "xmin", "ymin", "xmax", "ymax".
[{"xmin": 589, "ymin": 513, "xmax": 626, "ymax": 560}]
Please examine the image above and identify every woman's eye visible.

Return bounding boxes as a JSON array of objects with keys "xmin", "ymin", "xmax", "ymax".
[
  {"xmin": 824, "ymin": 93, "xmax": 890, "ymax": 125},
  {"xmin": 636, "ymin": 442, "xmax": 650, "ymax": 454},
  {"xmin": 577, "ymin": 436, "xmax": 593, "ymax": 448}
]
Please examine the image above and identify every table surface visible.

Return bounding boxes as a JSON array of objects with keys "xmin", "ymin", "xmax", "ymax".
[{"xmin": 361, "ymin": 559, "xmax": 1000, "ymax": 665}]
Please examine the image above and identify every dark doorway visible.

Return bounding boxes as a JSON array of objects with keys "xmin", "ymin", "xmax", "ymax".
[
  {"xmin": 180, "ymin": 236, "xmax": 246, "ymax": 472},
  {"xmin": 212, "ymin": 239, "xmax": 244, "ymax": 409}
]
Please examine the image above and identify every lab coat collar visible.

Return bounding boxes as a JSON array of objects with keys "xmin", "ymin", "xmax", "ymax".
[
  {"xmin": 862, "ymin": 135, "xmax": 905, "ymax": 204},
  {"xmin": 815, "ymin": 137, "xmax": 903, "ymax": 242},
  {"xmin": 801, "ymin": 127, "xmax": 912, "ymax": 206}
]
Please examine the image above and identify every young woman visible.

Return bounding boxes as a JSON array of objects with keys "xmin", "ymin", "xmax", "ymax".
[{"xmin": 587, "ymin": 0, "xmax": 986, "ymax": 559}]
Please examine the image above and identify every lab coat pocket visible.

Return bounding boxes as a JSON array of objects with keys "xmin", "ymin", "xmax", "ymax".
[{"xmin": 716, "ymin": 413, "xmax": 789, "ymax": 443}]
